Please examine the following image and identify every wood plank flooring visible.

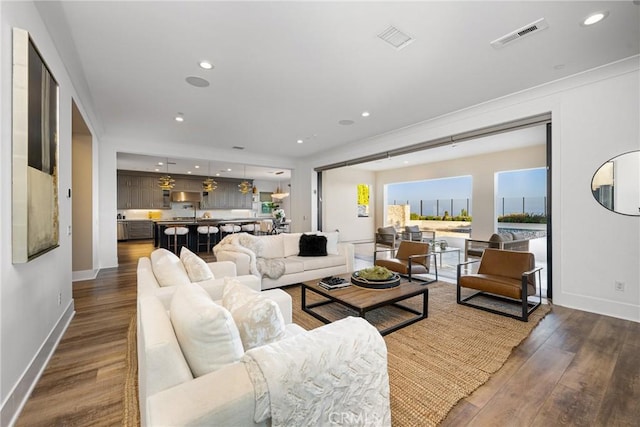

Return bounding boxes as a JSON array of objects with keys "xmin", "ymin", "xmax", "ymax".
[{"xmin": 16, "ymin": 241, "xmax": 640, "ymax": 426}]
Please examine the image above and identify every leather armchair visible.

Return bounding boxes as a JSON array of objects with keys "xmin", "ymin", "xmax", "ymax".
[{"xmin": 457, "ymin": 248, "xmax": 542, "ymax": 321}]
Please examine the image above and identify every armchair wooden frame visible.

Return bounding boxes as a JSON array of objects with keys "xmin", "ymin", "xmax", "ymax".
[
  {"xmin": 456, "ymin": 258, "xmax": 543, "ymax": 322},
  {"xmin": 374, "ymin": 245, "xmax": 439, "ymax": 284}
]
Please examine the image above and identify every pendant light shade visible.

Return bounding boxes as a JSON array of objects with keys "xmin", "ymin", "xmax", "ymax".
[
  {"xmin": 238, "ymin": 166, "xmax": 252, "ymax": 194},
  {"xmin": 158, "ymin": 158, "xmax": 175, "ymax": 190},
  {"xmin": 271, "ymin": 182, "xmax": 289, "ymax": 200},
  {"xmin": 202, "ymin": 161, "xmax": 217, "ymax": 191}
]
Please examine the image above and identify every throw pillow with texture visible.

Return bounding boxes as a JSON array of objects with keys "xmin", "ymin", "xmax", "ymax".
[
  {"xmin": 298, "ymin": 234, "xmax": 327, "ymax": 256},
  {"xmin": 222, "ymin": 278, "xmax": 286, "ymax": 350},
  {"xmin": 180, "ymin": 247, "xmax": 213, "ymax": 282},
  {"xmin": 283, "ymin": 233, "xmax": 302, "ymax": 257},
  {"xmin": 170, "ymin": 283, "xmax": 244, "ymax": 377},
  {"xmin": 316, "ymin": 231, "xmax": 339, "ymax": 255},
  {"xmin": 150, "ymin": 248, "xmax": 191, "ymax": 287}
]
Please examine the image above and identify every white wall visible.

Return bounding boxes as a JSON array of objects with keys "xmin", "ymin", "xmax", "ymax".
[
  {"xmin": 0, "ymin": 2, "xmax": 98, "ymax": 423},
  {"xmin": 323, "ymin": 168, "xmax": 376, "ymax": 241},
  {"xmin": 301, "ymin": 56, "xmax": 639, "ymax": 322},
  {"xmin": 375, "ymin": 145, "xmax": 546, "ymax": 240}
]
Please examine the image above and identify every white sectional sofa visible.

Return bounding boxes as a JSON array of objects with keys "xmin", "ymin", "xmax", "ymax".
[
  {"xmin": 214, "ymin": 232, "xmax": 355, "ymax": 289},
  {"xmin": 136, "ymin": 249, "xmax": 390, "ymax": 426}
]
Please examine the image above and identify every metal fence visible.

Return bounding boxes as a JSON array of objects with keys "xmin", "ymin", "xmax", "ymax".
[
  {"xmin": 498, "ymin": 196, "xmax": 547, "ymax": 216},
  {"xmin": 392, "ymin": 198, "xmax": 471, "ymax": 217},
  {"xmin": 389, "ymin": 196, "xmax": 547, "ymax": 217}
]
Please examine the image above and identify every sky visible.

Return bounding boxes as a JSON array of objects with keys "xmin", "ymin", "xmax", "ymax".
[{"xmin": 386, "ymin": 168, "xmax": 546, "ymax": 216}]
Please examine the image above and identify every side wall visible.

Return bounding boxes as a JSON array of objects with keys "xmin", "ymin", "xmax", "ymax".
[
  {"xmin": 298, "ymin": 57, "xmax": 639, "ymax": 322},
  {"xmin": 323, "ymin": 168, "xmax": 376, "ymax": 242},
  {"xmin": 0, "ymin": 2, "xmax": 98, "ymax": 423}
]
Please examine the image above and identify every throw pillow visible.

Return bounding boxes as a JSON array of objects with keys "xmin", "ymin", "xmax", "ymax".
[
  {"xmin": 180, "ymin": 247, "xmax": 213, "ymax": 282},
  {"xmin": 316, "ymin": 231, "xmax": 339, "ymax": 255},
  {"xmin": 259, "ymin": 234, "xmax": 285, "ymax": 259},
  {"xmin": 222, "ymin": 278, "xmax": 286, "ymax": 350},
  {"xmin": 298, "ymin": 234, "xmax": 327, "ymax": 256},
  {"xmin": 170, "ymin": 283, "xmax": 244, "ymax": 377},
  {"xmin": 283, "ymin": 233, "xmax": 302, "ymax": 257},
  {"xmin": 150, "ymin": 248, "xmax": 191, "ymax": 287}
]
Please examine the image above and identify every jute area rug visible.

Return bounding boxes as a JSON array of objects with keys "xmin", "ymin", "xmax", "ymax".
[{"xmin": 285, "ymin": 282, "xmax": 550, "ymax": 427}]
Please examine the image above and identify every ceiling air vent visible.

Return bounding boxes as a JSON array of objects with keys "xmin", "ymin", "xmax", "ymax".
[
  {"xmin": 232, "ymin": 146, "xmax": 245, "ymax": 150},
  {"xmin": 377, "ymin": 25, "xmax": 415, "ymax": 50},
  {"xmin": 490, "ymin": 18, "xmax": 549, "ymax": 49}
]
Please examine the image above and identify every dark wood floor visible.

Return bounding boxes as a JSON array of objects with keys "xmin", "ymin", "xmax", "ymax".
[{"xmin": 16, "ymin": 241, "xmax": 640, "ymax": 426}]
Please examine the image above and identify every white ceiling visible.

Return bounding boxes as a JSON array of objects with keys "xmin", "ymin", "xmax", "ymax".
[{"xmin": 43, "ymin": 1, "xmax": 639, "ymax": 173}]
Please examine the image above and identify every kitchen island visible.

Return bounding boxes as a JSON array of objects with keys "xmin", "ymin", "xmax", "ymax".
[{"xmin": 153, "ymin": 218, "xmax": 262, "ymax": 252}]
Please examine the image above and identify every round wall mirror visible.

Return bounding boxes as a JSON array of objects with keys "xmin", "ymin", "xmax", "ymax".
[{"xmin": 591, "ymin": 150, "xmax": 640, "ymax": 216}]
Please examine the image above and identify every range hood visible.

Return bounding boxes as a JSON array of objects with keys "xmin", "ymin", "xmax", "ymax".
[{"xmin": 171, "ymin": 191, "xmax": 202, "ymax": 203}]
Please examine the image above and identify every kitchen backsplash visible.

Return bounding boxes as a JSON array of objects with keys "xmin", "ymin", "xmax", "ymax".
[{"xmin": 117, "ymin": 207, "xmax": 257, "ymax": 220}]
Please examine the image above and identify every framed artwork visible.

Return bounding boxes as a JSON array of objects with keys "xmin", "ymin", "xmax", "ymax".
[
  {"xmin": 12, "ymin": 28, "xmax": 60, "ymax": 263},
  {"xmin": 357, "ymin": 184, "xmax": 370, "ymax": 217}
]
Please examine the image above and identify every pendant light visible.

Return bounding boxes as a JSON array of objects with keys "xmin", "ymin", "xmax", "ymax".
[
  {"xmin": 157, "ymin": 157, "xmax": 175, "ymax": 190},
  {"xmin": 271, "ymin": 181, "xmax": 289, "ymax": 200},
  {"xmin": 238, "ymin": 166, "xmax": 252, "ymax": 194},
  {"xmin": 202, "ymin": 161, "xmax": 217, "ymax": 192}
]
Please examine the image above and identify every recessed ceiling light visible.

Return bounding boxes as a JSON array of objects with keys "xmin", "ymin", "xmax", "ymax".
[
  {"xmin": 581, "ymin": 11, "xmax": 609, "ymax": 26},
  {"xmin": 187, "ymin": 171, "xmax": 192, "ymax": 174},
  {"xmin": 199, "ymin": 61, "xmax": 213, "ymax": 70},
  {"xmin": 194, "ymin": 165, "xmax": 200, "ymax": 169},
  {"xmin": 158, "ymin": 162, "xmax": 164, "ymax": 166},
  {"xmin": 227, "ymin": 168, "xmax": 232, "ymax": 172},
  {"xmin": 175, "ymin": 113, "xmax": 184, "ymax": 122},
  {"xmin": 361, "ymin": 111, "xmax": 370, "ymax": 117},
  {"xmin": 215, "ymin": 173, "xmax": 220, "ymax": 177},
  {"xmin": 297, "ymin": 139, "xmax": 303, "ymax": 144},
  {"xmin": 154, "ymin": 168, "xmax": 160, "ymax": 172}
]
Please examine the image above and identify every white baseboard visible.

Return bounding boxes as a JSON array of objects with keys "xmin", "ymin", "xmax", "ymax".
[
  {"xmin": 72, "ymin": 268, "xmax": 99, "ymax": 281},
  {"xmin": 1, "ymin": 301, "xmax": 75, "ymax": 427}
]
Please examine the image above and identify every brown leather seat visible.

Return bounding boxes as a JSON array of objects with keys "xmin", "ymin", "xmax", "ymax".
[{"xmin": 457, "ymin": 248, "xmax": 541, "ymax": 321}]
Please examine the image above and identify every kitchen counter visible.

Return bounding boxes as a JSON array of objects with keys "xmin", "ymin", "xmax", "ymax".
[{"xmin": 153, "ymin": 218, "xmax": 264, "ymax": 250}]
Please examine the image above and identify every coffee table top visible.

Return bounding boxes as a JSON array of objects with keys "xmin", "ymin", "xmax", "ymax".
[{"xmin": 302, "ymin": 273, "xmax": 429, "ymax": 310}]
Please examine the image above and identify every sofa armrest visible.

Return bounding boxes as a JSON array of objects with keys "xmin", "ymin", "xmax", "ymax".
[
  {"xmin": 216, "ymin": 251, "xmax": 252, "ymax": 276},
  {"xmin": 207, "ymin": 261, "xmax": 237, "ymax": 278},
  {"xmin": 338, "ymin": 242, "xmax": 355, "ymax": 272},
  {"xmin": 146, "ymin": 362, "xmax": 264, "ymax": 427},
  {"xmin": 261, "ymin": 289, "xmax": 293, "ymax": 324}
]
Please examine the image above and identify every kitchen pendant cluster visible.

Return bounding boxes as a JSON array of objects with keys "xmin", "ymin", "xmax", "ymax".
[
  {"xmin": 271, "ymin": 185, "xmax": 289, "ymax": 200},
  {"xmin": 158, "ymin": 158, "xmax": 175, "ymax": 190},
  {"xmin": 238, "ymin": 166, "xmax": 253, "ymax": 194},
  {"xmin": 202, "ymin": 161, "xmax": 217, "ymax": 192}
]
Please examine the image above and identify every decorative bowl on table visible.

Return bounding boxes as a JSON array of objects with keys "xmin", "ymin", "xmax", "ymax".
[{"xmin": 351, "ymin": 266, "xmax": 401, "ymax": 289}]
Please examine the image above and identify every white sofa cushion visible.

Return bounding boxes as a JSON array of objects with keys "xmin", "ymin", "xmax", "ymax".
[
  {"xmin": 282, "ymin": 258, "xmax": 304, "ymax": 274},
  {"xmin": 283, "ymin": 233, "xmax": 301, "ymax": 257},
  {"xmin": 222, "ymin": 278, "xmax": 286, "ymax": 350},
  {"xmin": 289, "ymin": 254, "xmax": 346, "ymax": 271},
  {"xmin": 139, "ymin": 296, "xmax": 194, "ymax": 397},
  {"xmin": 150, "ymin": 249, "xmax": 191, "ymax": 287},
  {"xmin": 180, "ymin": 247, "xmax": 213, "ymax": 282},
  {"xmin": 260, "ymin": 234, "xmax": 285, "ymax": 259},
  {"xmin": 170, "ymin": 283, "xmax": 244, "ymax": 377}
]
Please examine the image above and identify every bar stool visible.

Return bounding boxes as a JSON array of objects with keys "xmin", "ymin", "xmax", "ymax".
[
  {"xmin": 220, "ymin": 224, "xmax": 241, "ymax": 237},
  {"xmin": 196, "ymin": 226, "xmax": 219, "ymax": 253},
  {"xmin": 241, "ymin": 223, "xmax": 256, "ymax": 234},
  {"xmin": 164, "ymin": 226, "xmax": 189, "ymax": 254}
]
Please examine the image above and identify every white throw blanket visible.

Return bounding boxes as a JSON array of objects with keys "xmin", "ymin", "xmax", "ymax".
[
  {"xmin": 242, "ymin": 317, "xmax": 391, "ymax": 427},
  {"xmin": 214, "ymin": 233, "xmax": 286, "ymax": 279}
]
